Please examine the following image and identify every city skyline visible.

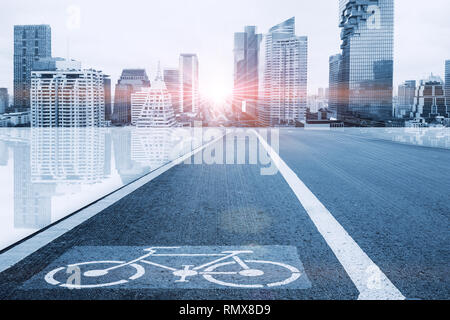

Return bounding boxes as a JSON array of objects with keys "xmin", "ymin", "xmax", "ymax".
[{"xmin": 0, "ymin": 0, "xmax": 449, "ymax": 100}]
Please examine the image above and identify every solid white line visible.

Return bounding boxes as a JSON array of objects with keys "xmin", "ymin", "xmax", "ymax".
[
  {"xmin": 254, "ymin": 131, "xmax": 405, "ymax": 300},
  {"xmin": 0, "ymin": 135, "xmax": 224, "ymax": 274}
]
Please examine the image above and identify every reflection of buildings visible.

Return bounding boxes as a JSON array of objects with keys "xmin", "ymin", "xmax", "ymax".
[
  {"xmin": 112, "ymin": 128, "xmax": 148, "ymax": 184},
  {"xmin": 113, "ymin": 69, "xmax": 151, "ymax": 125},
  {"xmin": 0, "ymin": 128, "xmax": 112, "ymax": 230},
  {"xmin": 412, "ymin": 75, "xmax": 448, "ymax": 122},
  {"xmin": 258, "ymin": 17, "xmax": 308, "ymax": 126},
  {"xmin": 14, "ymin": 25, "xmax": 52, "ymax": 109},
  {"xmin": 131, "ymin": 128, "xmax": 186, "ymax": 170},
  {"xmin": 232, "ymin": 26, "xmax": 262, "ymax": 121},
  {"xmin": 12, "ymin": 140, "xmax": 53, "ymax": 229},
  {"xmin": 31, "ymin": 129, "xmax": 109, "ymax": 184},
  {"xmin": 0, "ymin": 140, "xmax": 8, "ymax": 165},
  {"xmin": 337, "ymin": 0, "xmax": 394, "ymax": 121}
]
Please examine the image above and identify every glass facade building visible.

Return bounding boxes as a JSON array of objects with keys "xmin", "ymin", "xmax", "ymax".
[
  {"xmin": 112, "ymin": 69, "xmax": 151, "ymax": 125},
  {"xmin": 0, "ymin": 88, "xmax": 8, "ymax": 114},
  {"xmin": 258, "ymin": 17, "xmax": 308, "ymax": 126},
  {"xmin": 338, "ymin": 0, "xmax": 394, "ymax": 121},
  {"xmin": 329, "ymin": 54, "xmax": 342, "ymax": 118},
  {"xmin": 233, "ymin": 26, "xmax": 262, "ymax": 121},
  {"xmin": 104, "ymin": 76, "xmax": 112, "ymax": 122},
  {"xmin": 445, "ymin": 60, "xmax": 450, "ymax": 110},
  {"xmin": 163, "ymin": 68, "xmax": 181, "ymax": 114},
  {"xmin": 14, "ymin": 25, "xmax": 52, "ymax": 109},
  {"xmin": 396, "ymin": 80, "xmax": 416, "ymax": 119},
  {"xmin": 179, "ymin": 54, "xmax": 199, "ymax": 115}
]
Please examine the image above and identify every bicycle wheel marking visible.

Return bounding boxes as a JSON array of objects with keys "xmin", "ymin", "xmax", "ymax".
[{"xmin": 22, "ymin": 246, "xmax": 312, "ymax": 290}]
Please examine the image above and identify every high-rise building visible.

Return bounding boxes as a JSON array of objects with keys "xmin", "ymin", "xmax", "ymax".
[
  {"xmin": 14, "ymin": 25, "xmax": 52, "ymax": 109},
  {"xmin": 30, "ymin": 59, "xmax": 106, "ymax": 127},
  {"xmin": 104, "ymin": 76, "xmax": 112, "ymax": 121},
  {"xmin": 396, "ymin": 80, "xmax": 416, "ymax": 118},
  {"xmin": 0, "ymin": 88, "xmax": 9, "ymax": 114},
  {"xmin": 112, "ymin": 69, "xmax": 151, "ymax": 125},
  {"xmin": 163, "ymin": 68, "xmax": 181, "ymax": 114},
  {"xmin": 258, "ymin": 17, "xmax": 308, "ymax": 126},
  {"xmin": 412, "ymin": 74, "xmax": 448, "ymax": 120},
  {"xmin": 233, "ymin": 26, "xmax": 262, "ymax": 120},
  {"xmin": 445, "ymin": 60, "xmax": 450, "ymax": 109},
  {"xmin": 179, "ymin": 54, "xmax": 199, "ymax": 115},
  {"xmin": 131, "ymin": 69, "xmax": 176, "ymax": 128},
  {"xmin": 329, "ymin": 54, "xmax": 342, "ymax": 118},
  {"xmin": 338, "ymin": 0, "xmax": 394, "ymax": 121}
]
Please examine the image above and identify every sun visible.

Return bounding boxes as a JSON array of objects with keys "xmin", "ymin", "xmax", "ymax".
[{"xmin": 201, "ymin": 80, "xmax": 232, "ymax": 104}]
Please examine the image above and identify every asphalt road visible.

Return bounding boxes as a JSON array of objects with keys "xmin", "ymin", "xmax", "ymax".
[{"xmin": 0, "ymin": 129, "xmax": 448, "ymax": 300}]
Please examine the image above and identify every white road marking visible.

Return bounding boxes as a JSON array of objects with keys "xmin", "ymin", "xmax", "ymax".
[
  {"xmin": 0, "ymin": 135, "xmax": 224, "ymax": 274},
  {"xmin": 254, "ymin": 131, "xmax": 405, "ymax": 300}
]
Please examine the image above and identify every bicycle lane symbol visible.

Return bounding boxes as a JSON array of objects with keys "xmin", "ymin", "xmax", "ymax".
[{"xmin": 22, "ymin": 246, "xmax": 312, "ymax": 290}]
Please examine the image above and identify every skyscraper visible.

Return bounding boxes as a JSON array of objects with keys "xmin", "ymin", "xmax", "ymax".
[
  {"xmin": 338, "ymin": 0, "xmax": 394, "ymax": 121},
  {"xmin": 104, "ymin": 76, "xmax": 112, "ymax": 122},
  {"xmin": 14, "ymin": 25, "xmax": 52, "ymax": 109},
  {"xmin": 112, "ymin": 69, "xmax": 151, "ymax": 125},
  {"xmin": 164, "ymin": 68, "xmax": 181, "ymax": 114},
  {"xmin": 445, "ymin": 60, "xmax": 450, "ymax": 110},
  {"xmin": 396, "ymin": 80, "xmax": 416, "ymax": 118},
  {"xmin": 179, "ymin": 54, "xmax": 199, "ymax": 115},
  {"xmin": 328, "ymin": 54, "xmax": 342, "ymax": 118},
  {"xmin": 258, "ymin": 17, "xmax": 308, "ymax": 126},
  {"xmin": 412, "ymin": 75, "xmax": 448, "ymax": 121},
  {"xmin": 30, "ymin": 59, "xmax": 106, "ymax": 127},
  {"xmin": 233, "ymin": 26, "xmax": 262, "ymax": 121},
  {"xmin": 131, "ymin": 68, "xmax": 176, "ymax": 128},
  {"xmin": 0, "ymin": 88, "xmax": 9, "ymax": 114}
]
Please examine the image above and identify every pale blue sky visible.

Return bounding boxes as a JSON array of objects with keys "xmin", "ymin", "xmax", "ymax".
[{"xmin": 0, "ymin": 0, "xmax": 449, "ymax": 98}]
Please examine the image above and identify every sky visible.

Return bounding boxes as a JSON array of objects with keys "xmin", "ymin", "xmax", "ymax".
[{"xmin": 0, "ymin": 0, "xmax": 449, "ymax": 100}]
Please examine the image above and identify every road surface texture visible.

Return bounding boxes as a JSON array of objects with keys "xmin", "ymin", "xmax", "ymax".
[{"xmin": 0, "ymin": 129, "xmax": 448, "ymax": 300}]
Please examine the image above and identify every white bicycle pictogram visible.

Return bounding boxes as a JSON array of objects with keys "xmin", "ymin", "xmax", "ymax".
[{"xmin": 45, "ymin": 247, "xmax": 302, "ymax": 289}]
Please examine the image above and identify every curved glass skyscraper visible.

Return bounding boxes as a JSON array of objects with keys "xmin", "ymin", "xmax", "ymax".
[{"xmin": 338, "ymin": 0, "xmax": 394, "ymax": 122}]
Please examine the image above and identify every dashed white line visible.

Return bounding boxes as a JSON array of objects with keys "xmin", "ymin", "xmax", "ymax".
[{"xmin": 254, "ymin": 131, "xmax": 405, "ymax": 300}]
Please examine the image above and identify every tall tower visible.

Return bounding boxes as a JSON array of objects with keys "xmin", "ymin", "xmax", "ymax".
[
  {"xmin": 338, "ymin": 0, "xmax": 394, "ymax": 122},
  {"xmin": 179, "ymin": 54, "xmax": 199, "ymax": 115},
  {"xmin": 258, "ymin": 17, "xmax": 308, "ymax": 126},
  {"xmin": 445, "ymin": 60, "xmax": 450, "ymax": 111},
  {"xmin": 397, "ymin": 80, "xmax": 416, "ymax": 118},
  {"xmin": 328, "ymin": 54, "xmax": 342, "ymax": 118},
  {"xmin": 30, "ymin": 59, "xmax": 106, "ymax": 127},
  {"xmin": 233, "ymin": 26, "xmax": 262, "ymax": 121},
  {"xmin": 131, "ymin": 65, "xmax": 176, "ymax": 128},
  {"xmin": 14, "ymin": 25, "xmax": 52, "ymax": 109},
  {"xmin": 0, "ymin": 88, "xmax": 8, "ymax": 114},
  {"xmin": 163, "ymin": 68, "xmax": 181, "ymax": 114},
  {"xmin": 112, "ymin": 69, "xmax": 151, "ymax": 125}
]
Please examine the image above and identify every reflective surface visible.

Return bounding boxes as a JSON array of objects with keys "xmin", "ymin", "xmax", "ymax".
[
  {"xmin": 0, "ymin": 127, "xmax": 448, "ymax": 251},
  {"xmin": 0, "ymin": 127, "xmax": 203, "ymax": 251}
]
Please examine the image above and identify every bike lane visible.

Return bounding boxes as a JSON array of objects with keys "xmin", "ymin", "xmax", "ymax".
[
  {"xmin": 276, "ymin": 129, "xmax": 450, "ymax": 300},
  {"xmin": 0, "ymin": 135, "xmax": 359, "ymax": 300}
]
